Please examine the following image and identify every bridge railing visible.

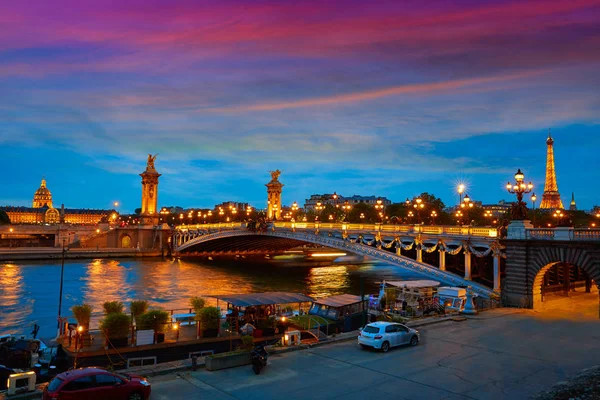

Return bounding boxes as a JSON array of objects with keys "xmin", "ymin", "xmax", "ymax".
[
  {"xmin": 175, "ymin": 222, "xmax": 498, "ymax": 238},
  {"xmin": 526, "ymin": 228, "xmax": 600, "ymax": 241}
]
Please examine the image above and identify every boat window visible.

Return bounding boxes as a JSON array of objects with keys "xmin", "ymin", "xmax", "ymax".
[
  {"xmin": 47, "ymin": 377, "xmax": 64, "ymax": 392},
  {"xmin": 318, "ymin": 306, "xmax": 329, "ymax": 317},
  {"xmin": 327, "ymin": 308, "xmax": 338, "ymax": 320},
  {"xmin": 453, "ymin": 299, "xmax": 463, "ymax": 308},
  {"xmin": 363, "ymin": 325, "xmax": 380, "ymax": 333},
  {"xmin": 309, "ymin": 304, "xmax": 320, "ymax": 315}
]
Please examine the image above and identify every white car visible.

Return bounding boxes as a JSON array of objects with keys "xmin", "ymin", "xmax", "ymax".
[{"xmin": 358, "ymin": 321, "xmax": 420, "ymax": 352}]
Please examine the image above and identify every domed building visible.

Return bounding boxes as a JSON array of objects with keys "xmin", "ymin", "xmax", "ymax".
[
  {"xmin": 0, "ymin": 178, "xmax": 113, "ymax": 225},
  {"xmin": 32, "ymin": 178, "xmax": 53, "ymax": 208}
]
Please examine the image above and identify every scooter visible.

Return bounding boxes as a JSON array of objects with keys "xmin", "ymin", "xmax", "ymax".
[{"xmin": 250, "ymin": 344, "xmax": 268, "ymax": 375}]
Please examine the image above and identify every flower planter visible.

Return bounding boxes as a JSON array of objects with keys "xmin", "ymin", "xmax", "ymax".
[{"xmin": 205, "ymin": 352, "xmax": 251, "ymax": 371}]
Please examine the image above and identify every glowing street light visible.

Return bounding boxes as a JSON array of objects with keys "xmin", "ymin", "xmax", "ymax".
[
  {"xmin": 430, "ymin": 210, "xmax": 438, "ymax": 224},
  {"xmin": 458, "ymin": 184, "xmax": 465, "ymax": 204},
  {"xmin": 375, "ymin": 198, "xmax": 385, "ymax": 223},
  {"xmin": 315, "ymin": 201, "xmax": 324, "ymax": 222},
  {"xmin": 506, "ymin": 168, "xmax": 534, "ymax": 220}
]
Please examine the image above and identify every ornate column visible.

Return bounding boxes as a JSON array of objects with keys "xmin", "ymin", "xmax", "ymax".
[
  {"xmin": 395, "ymin": 238, "xmax": 401, "ymax": 256},
  {"xmin": 140, "ymin": 154, "xmax": 161, "ymax": 226},
  {"xmin": 492, "ymin": 242, "xmax": 502, "ymax": 292},
  {"xmin": 414, "ymin": 236, "xmax": 423, "ymax": 262},
  {"xmin": 438, "ymin": 241, "xmax": 446, "ymax": 271},
  {"xmin": 265, "ymin": 170, "xmax": 283, "ymax": 220},
  {"xmin": 464, "ymin": 247, "xmax": 472, "ymax": 280}
]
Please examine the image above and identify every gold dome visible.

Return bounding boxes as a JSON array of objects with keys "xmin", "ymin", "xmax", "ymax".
[{"xmin": 33, "ymin": 178, "xmax": 53, "ymax": 209}]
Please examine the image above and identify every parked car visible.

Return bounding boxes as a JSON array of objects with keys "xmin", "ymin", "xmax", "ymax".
[
  {"xmin": 43, "ymin": 367, "xmax": 151, "ymax": 400},
  {"xmin": 358, "ymin": 321, "xmax": 419, "ymax": 352}
]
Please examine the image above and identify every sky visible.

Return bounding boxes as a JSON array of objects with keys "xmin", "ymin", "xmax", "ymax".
[{"xmin": 1, "ymin": 0, "xmax": 599, "ymax": 212}]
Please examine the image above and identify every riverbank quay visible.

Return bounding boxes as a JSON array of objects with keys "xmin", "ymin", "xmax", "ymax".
[
  {"xmin": 0, "ymin": 312, "xmax": 463, "ymax": 400},
  {"xmin": 148, "ymin": 308, "xmax": 600, "ymax": 400},
  {"xmin": 0, "ymin": 248, "xmax": 163, "ymax": 261}
]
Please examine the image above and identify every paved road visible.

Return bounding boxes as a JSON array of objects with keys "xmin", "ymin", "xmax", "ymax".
[{"xmin": 149, "ymin": 310, "xmax": 600, "ymax": 400}]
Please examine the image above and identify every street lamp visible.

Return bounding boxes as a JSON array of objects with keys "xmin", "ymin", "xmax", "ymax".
[
  {"xmin": 291, "ymin": 202, "xmax": 298, "ymax": 221},
  {"xmin": 218, "ymin": 207, "xmax": 224, "ymax": 222},
  {"xmin": 413, "ymin": 197, "xmax": 425, "ymax": 223},
  {"xmin": 506, "ymin": 168, "xmax": 533, "ymax": 220},
  {"xmin": 430, "ymin": 210, "xmax": 438, "ymax": 224},
  {"xmin": 314, "ymin": 201, "xmax": 324, "ymax": 222},
  {"xmin": 407, "ymin": 210, "xmax": 414, "ymax": 222},
  {"xmin": 332, "ymin": 192, "xmax": 339, "ymax": 208},
  {"xmin": 359, "ymin": 213, "xmax": 365, "ymax": 222},
  {"xmin": 455, "ymin": 210, "xmax": 464, "ymax": 224},
  {"xmin": 375, "ymin": 198, "xmax": 385, "ymax": 223},
  {"xmin": 553, "ymin": 209, "xmax": 566, "ymax": 226},
  {"xmin": 458, "ymin": 184, "xmax": 465, "ymax": 204},
  {"xmin": 341, "ymin": 201, "xmax": 351, "ymax": 221},
  {"xmin": 531, "ymin": 193, "xmax": 537, "ymax": 227},
  {"xmin": 460, "ymin": 194, "xmax": 475, "ymax": 223}
]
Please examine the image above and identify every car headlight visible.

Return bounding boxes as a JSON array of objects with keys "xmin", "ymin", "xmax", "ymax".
[{"xmin": 140, "ymin": 380, "xmax": 151, "ymax": 387}]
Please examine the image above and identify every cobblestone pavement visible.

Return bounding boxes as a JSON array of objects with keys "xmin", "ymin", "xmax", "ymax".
[{"xmin": 149, "ymin": 309, "xmax": 600, "ymax": 400}]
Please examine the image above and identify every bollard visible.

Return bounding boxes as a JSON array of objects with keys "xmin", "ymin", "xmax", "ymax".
[{"xmin": 191, "ymin": 356, "xmax": 198, "ymax": 371}]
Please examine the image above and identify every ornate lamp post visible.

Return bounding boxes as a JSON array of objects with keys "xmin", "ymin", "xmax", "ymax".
[
  {"xmin": 332, "ymin": 192, "xmax": 339, "ymax": 208},
  {"xmin": 407, "ymin": 210, "xmax": 414, "ymax": 223},
  {"xmin": 375, "ymin": 198, "xmax": 385, "ymax": 223},
  {"xmin": 413, "ymin": 197, "xmax": 425, "ymax": 223},
  {"xmin": 291, "ymin": 201, "xmax": 298, "ymax": 221},
  {"xmin": 553, "ymin": 209, "xmax": 566, "ymax": 226},
  {"xmin": 359, "ymin": 212, "xmax": 365, "ymax": 222},
  {"xmin": 315, "ymin": 201, "xmax": 324, "ymax": 222},
  {"xmin": 246, "ymin": 206, "xmax": 253, "ymax": 220},
  {"xmin": 455, "ymin": 210, "xmax": 464, "ymax": 225},
  {"xmin": 506, "ymin": 168, "xmax": 533, "ymax": 220},
  {"xmin": 218, "ymin": 207, "xmax": 224, "ymax": 222},
  {"xmin": 430, "ymin": 210, "xmax": 438, "ymax": 224},
  {"xmin": 530, "ymin": 193, "xmax": 537, "ymax": 227},
  {"xmin": 460, "ymin": 194, "xmax": 474, "ymax": 223},
  {"xmin": 341, "ymin": 201, "xmax": 351, "ymax": 221},
  {"xmin": 457, "ymin": 184, "xmax": 465, "ymax": 204}
]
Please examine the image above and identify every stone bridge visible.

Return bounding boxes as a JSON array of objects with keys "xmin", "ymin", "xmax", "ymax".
[
  {"xmin": 174, "ymin": 222, "xmax": 600, "ymax": 309},
  {"xmin": 174, "ymin": 222, "xmax": 502, "ymax": 299}
]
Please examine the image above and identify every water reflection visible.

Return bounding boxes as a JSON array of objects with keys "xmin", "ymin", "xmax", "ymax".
[
  {"xmin": 0, "ymin": 258, "xmax": 423, "ymax": 337},
  {"xmin": 0, "ymin": 264, "xmax": 31, "ymax": 334}
]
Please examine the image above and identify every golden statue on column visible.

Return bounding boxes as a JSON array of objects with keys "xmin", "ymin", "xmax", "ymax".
[
  {"xmin": 140, "ymin": 154, "xmax": 161, "ymax": 225},
  {"xmin": 266, "ymin": 170, "xmax": 283, "ymax": 220}
]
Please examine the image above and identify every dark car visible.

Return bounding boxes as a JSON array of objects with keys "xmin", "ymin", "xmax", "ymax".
[{"xmin": 43, "ymin": 367, "xmax": 151, "ymax": 400}]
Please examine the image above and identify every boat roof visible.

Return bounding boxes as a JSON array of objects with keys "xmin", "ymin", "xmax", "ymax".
[
  {"xmin": 212, "ymin": 292, "xmax": 314, "ymax": 307},
  {"xmin": 314, "ymin": 294, "xmax": 365, "ymax": 307},
  {"xmin": 385, "ymin": 280, "xmax": 440, "ymax": 288}
]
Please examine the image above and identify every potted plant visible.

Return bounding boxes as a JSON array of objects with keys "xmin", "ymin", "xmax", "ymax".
[
  {"xmin": 103, "ymin": 301, "xmax": 124, "ymax": 315},
  {"xmin": 138, "ymin": 310, "xmax": 170, "ymax": 343},
  {"xmin": 130, "ymin": 300, "xmax": 148, "ymax": 325},
  {"xmin": 71, "ymin": 304, "xmax": 93, "ymax": 330},
  {"xmin": 190, "ymin": 297, "xmax": 206, "ymax": 314},
  {"xmin": 199, "ymin": 307, "xmax": 220, "ymax": 338},
  {"xmin": 100, "ymin": 312, "xmax": 130, "ymax": 348}
]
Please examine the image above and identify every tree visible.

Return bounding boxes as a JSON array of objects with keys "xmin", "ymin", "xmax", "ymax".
[
  {"xmin": 103, "ymin": 301, "xmax": 124, "ymax": 315},
  {"xmin": 347, "ymin": 203, "xmax": 377, "ymax": 223},
  {"xmin": 0, "ymin": 210, "xmax": 10, "ymax": 225}
]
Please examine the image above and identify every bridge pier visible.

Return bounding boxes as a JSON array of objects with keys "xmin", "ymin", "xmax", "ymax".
[
  {"xmin": 396, "ymin": 245, "xmax": 401, "ymax": 256},
  {"xmin": 464, "ymin": 249, "xmax": 472, "ymax": 280},
  {"xmin": 439, "ymin": 249, "xmax": 446, "ymax": 271},
  {"xmin": 493, "ymin": 253, "xmax": 501, "ymax": 292},
  {"xmin": 416, "ymin": 246, "xmax": 423, "ymax": 263}
]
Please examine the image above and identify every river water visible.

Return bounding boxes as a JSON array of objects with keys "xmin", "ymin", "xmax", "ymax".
[{"xmin": 0, "ymin": 257, "xmax": 424, "ymax": 337}]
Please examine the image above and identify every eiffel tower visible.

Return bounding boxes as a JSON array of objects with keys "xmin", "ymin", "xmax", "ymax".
[{"xmin": 539, "ymin": 129, "xmax": 564, "ymax": 209}]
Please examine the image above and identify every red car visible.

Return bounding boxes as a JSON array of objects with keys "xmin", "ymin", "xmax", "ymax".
[{"xmin": 43, "ymin": 367, "xmax": 151, "ymax": 400}]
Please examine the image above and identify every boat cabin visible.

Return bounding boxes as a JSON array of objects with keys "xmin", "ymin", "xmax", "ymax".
[
  {"xmin": 435, "ymin": 287, "xmax": 467, "ymax": 312},
  {"xmin": 378, "ymin": 280, "xmax": 442, "ymax": 317},
  {"xmin": 309, "ymin": 294, "xmax": 368, "ymax": 332}
]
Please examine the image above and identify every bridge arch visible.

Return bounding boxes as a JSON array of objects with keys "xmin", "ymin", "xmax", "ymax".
[
  {"xmin": 530, "ymin": 246, "xmax": 600, "ymax": 309},
  {"xmin": 176, "ymin": 229, "xmax": 496, "ymax": 299}
]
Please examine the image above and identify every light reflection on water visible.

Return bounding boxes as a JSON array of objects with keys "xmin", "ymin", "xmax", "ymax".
[{"xmin": 0, "ymin": 258, "xmax": 423, "ymax": 337}]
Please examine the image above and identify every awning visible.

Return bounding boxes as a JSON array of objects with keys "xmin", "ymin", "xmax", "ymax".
[
  {"xmin": 385, "ymin": 280, "xmax": 440, "ymax": 289},
  {"xmin": 314, "ymin": 294, "xmax": 365, "ymax": 308},
  {"xmin": 212, "ymin": 292, "xmax": 314, "ymax": 307}
]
